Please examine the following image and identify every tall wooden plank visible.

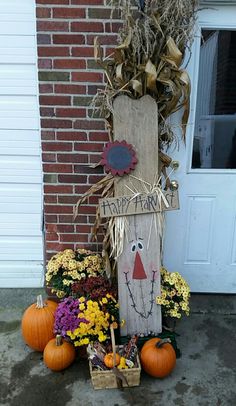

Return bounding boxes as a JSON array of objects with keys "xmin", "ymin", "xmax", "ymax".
[{"xmin": 113, "ymin": 95, "xmax": 162, "ymax": 336}]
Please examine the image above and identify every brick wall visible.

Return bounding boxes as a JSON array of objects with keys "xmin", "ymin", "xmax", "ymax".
[{"xmin": 36, "ymin": 0, "xmax": 120, "ymax": 259}]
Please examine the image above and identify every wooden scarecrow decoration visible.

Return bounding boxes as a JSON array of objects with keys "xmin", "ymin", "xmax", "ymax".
[{"xmin": 74, "ymin": 0, "xmax": 198, "ymax": 336}]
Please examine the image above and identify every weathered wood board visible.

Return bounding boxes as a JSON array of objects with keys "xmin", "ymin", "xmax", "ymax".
[
  {"xmin": 113, "ymin": 95, "xmax": 162, "ymax": 336},
  {"xmin": 99, "ymin": 190, "xmax": 179, "ymax": 218}
]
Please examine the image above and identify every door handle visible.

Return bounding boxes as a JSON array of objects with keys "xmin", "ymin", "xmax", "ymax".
[
  {"xmin": 170, "ymin": 180, "xmax": 179, "ymax": 191},
  {"xmin": 171, "ymin": 160, "xmax": 180, "ymax": 170}
]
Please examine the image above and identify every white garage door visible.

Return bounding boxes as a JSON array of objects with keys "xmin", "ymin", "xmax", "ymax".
[{"xmin": 0, "ymin": 0, "xmax": 44, "ymax": 287}]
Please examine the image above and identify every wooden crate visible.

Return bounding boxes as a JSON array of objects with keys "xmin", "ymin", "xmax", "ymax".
[{"xmin": 89, "ymin": 350, "xmax": 141, "ymax": 390}]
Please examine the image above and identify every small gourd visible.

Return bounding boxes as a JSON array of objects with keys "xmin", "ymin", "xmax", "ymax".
[
  {"xmin": 104, "ymin": 352, "xmax": 121, "ymax": 369},
  {"xmin": 21, "ymin": 295, "xmax": 57, "ymax": 352},
  {"xmin": 43, "ymin": 335, "xmax": 76, "ymax": 371},
  {"xmin": 117, "ymin": 356, "xmax": 128, "ymax": 370},
  {"xmin": 140, "ymin": 337, "xmax": 176, "ymax": 378}
]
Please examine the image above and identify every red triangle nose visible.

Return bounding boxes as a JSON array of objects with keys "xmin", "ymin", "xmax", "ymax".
[{"xmin": 132, "ymin": 251, "xmax": 147, "ymax": 280}]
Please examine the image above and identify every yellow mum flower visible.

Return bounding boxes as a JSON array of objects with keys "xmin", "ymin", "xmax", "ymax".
[{"xmin": 79, "ymin": 303, "xmax": 85, "ymax": 311}]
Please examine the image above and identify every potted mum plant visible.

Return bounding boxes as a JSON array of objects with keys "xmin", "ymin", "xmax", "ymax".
[
  {"xmin": 45, "ymin": 248, "xmax": 105, "ymax": 298},
  {"xmin": 156, "ymin": 267, "xmax": 190, "ymax": 330},
  {"xmin": 54, "ymin": 294, "xmax": 119, "ymax": 347}
]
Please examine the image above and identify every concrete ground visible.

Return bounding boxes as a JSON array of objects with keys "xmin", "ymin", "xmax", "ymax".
[{"xmin": 0, "ymin": 289, "xmax": 235, "ymax": 406}]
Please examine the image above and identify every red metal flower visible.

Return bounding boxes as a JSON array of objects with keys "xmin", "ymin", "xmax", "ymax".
[{"xmin": 101, "ymin": 140, "xmax": 138, "ymax": 177}]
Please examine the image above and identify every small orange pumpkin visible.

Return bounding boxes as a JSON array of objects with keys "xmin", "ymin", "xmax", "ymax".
[
  {"xmin": 104, "ymin": 352, "xmax": 121, "ymax": 368},
  {"xmin": 43, "ymin": 335, "xmax": 76, "ymax": 371},
  {"xmin": 140, "ymin": 337, "xmax": 176, "ymax": 378},
  {"xmin": 21, "ymin": 295, "xmax": 57, "ymax": 352}
]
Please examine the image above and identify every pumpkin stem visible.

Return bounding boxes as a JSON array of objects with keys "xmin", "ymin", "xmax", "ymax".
[
  {"xmin": 36, "ymin": 295, "xmax": 46, "ymax": 309},
  {"xmin": 155, "ymin": 338, "xmax": 171, "ymax": 348},
  {"xmin": 56, "ymin": 335, "xmax": 62, "ymax": 346}
]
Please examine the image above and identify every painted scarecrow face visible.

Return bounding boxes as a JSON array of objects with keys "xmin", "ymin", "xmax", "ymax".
[
  {"xmin": 124, "ymin": 233, "xmax": 158, "ymax": 319},
  {"xmin": 130, "ymin": 238, "xmax": 147, "ymax": 280}
]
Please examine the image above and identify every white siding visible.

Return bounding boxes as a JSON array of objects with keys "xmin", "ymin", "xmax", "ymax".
[{"xmin": 0, "ymin": 0, "xmax": 44, "ymax": 287}]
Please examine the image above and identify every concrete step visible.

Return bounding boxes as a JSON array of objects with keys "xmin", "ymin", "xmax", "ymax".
[{"xmin": 190, "ymin": 293, "xmax": 236, "ymax": 315}]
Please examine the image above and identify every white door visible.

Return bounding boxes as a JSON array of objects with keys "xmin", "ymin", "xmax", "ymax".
[
  {"xmin": 164, "ymin": 5, "xmax": 236, "ymax": 293},
  {"xmin": 0, "ymin": 0, "xmax": 44, "ymax": 287}
]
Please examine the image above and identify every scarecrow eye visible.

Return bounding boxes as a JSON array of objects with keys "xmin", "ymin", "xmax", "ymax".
[
  {"xmin": 138, "ymin": 241, "xmax": 144, "ymax": 250},
  {"xmin": 131, "ymin": 243, "xmax": 136, "ymax": 253}
]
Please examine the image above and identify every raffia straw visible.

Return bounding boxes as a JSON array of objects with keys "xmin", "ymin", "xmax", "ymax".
[{"xmin": 109, "ymin": 216, "xmax": 130, "ymax": 260}]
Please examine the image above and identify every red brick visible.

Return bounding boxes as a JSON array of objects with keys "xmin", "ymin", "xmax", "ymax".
[
  {"xmin": 41, "ymin": 131, "xmax": 55, "ymax": 141},
  {"xmin": 55, "ymin": 84, "xmax": 86, "ymax": 95},
  {"xmin": 74, "ymin": 120, "xmax": 105, "ymax": 130},
  {"xmin": 36, "ymin": 7, "xmax": 51, "ymax": 18},
  {"xmin": 58, "ymin": 195, "xmax": 78, "ymax": 204},
  {"xmin": 38, "ymin": 59, "xmax": 52, "ymax": 69},
  {"xmin": 74, "ymin": 165, "xmax": 103, "ymax": 174},
  {"xmin": 37, "ymin": 21, "xmax": 69, "ymax": 32},
  {"xmin": 87, "ymin": 85, "xmax": 105, "ymax": 95},
  {"xmin": 42, "ymin": 153, "xmax": 56, "ymax": 162},
  {"xmin": 76, "ymin": 224, "xmax": 92, "ymax": 233},
  {"xmin": 75, "ymin": 185, "xmax": 93, "ymax": 194},
  {"xmin": 40, "ymin": 107, "xmax": 55, "ymax": 117},
  {"xmin": 38, "ymin": 46, "xmax": 70, "ymax": 57},
  {"xmin": 53, "ymin": 59, "xmax": 86, "ymax": 69},
  {"xmin": 37, "ymin": 34, "xmax": 51, "ymax": 45},
  {"xmin": 78, "ymin": 205, "xmax": 96, "ymax": 214},
  {"xmin": 41, "ymin": 119, "xmax": 73, "ymax": 129},
  {"xmin": 53, "ymin": 8, "xmax": 85, "ymax": 18},
  {"xmin": 105, "ymin": 47, "xmax": 116, "ymax": 58},
  {"xmin": 46, "ymin": 232, "xmax": 59, "ymax": 241},
  {"xmin": 40, "ymin": 95, "xmax": 71, "ymax": 105},
  {"xmin": 71, "ymin": 0, "xmax": 103, "ymax": 4},
  {"xmin": 45, "ymin": 242, "xmax": 64, "ymax": 252},
  {"xmin": 39, "ymin": 84, "xmax": 53, "ymax": 93},
  {"xmin": 56, "ymin": 131, "xmax": 87, "ymax": 141},
  {"xmin": 89, "ymin": 175, "xmax": 104, "ymax": 184},
  {"xmin": 58, "ymin": 215, "xmax": 76, "ymax": 223},
  {"xmin": 71, "ymin": 72, "xmax": 103, "ymax": 82},
  {"xmin": 56, "ymin": 108, "xmax": 86, "ymax": 118},
  {"xmin": 44, "ymin": 215, "xmax": 58, "ymax": 223},
  {"xmin": 37, "ymin": 0, "xmax": 69, "ymax": 4},
  {"xmin": 44, "ymin": 185, "xmax": 73, "ymax": 194},
  {"xmin": 74, "ymin": 142, "xmax": 104, "ymax": 152},
  {"xmin": 71, "ymin": 47, "xmax": 95, "ymax": 58},
  {"xmin": 42, "ymin": 142, "xmax": 72, "ymax": 151},
  {"xmin": 60, "ymin": 234, "xmax": 88, "ymax": 242},
  {"xmin": 56, "ymin": 225, "xmax": 75, "ymax": 233},
  {"xmin": 57, "ymin": 153, "xmax": 88, "ymax": 163},
  {"xmin": 89, "ymin": 131, "xmax": 109, "ymax": 141},
  {"xmin": 89, "ymin": 154, "xmax": 102, "ymax": 164},
  {"xmin": 88, "ymin": 196, "xmax": 100, "ymax": 205},
  {"xmin": 44, "ymin": 195, "xmax": 57, "ymax": 203},
  {"xmin": 43, "ymin": 163, "xmax": 73, "ymax": 173},
  {"xmin": 71, "ymin": 22, "xmax": 104, "ymax": 33},
  {"xmin": 105, "ymin": 22, "xmax": 123, "ymax": 33},
  {"xmin": 45, "ymin": 205, "xmax": 73, "ymax": 214},
  {"xmin": 87, "ymin": 34, "xmax": 118, "ymax": 46},
  {"xmin": 58, "ymin": 174, "xmax": 87, "ymax": 183},
  {"xmin": 53, "ymin": 35, "xmax": 85, "ymax": 45},
  {"xmin": 46, "ymin": 224, "xmax": 58, "ymax": 232}
]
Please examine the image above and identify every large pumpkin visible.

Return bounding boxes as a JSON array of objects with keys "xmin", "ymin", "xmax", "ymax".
[
  {"xmin": 140, "ymin": 337, "xmax": 176, "ymax": 378},
  {"xmin": 43, "ymin": 335, "xmax": 76, "ymax": 371},
  {"xmin": 21, "ymin": 295, "xmax": 57, "ymax": 352}
]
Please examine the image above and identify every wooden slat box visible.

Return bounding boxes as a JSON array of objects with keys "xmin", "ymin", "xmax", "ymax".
[{"xmin": 89, "ymin": 347, "xmax": 141, "ymax": 390}]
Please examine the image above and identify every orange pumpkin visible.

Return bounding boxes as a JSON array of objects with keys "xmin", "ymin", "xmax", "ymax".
[
  {"xmin": 104, "ymin": 352, "xmax": 121, "ymax": 368},
  {"xmin": 43, "ymin": 335, "xmax": 76, "ymax": 371},
  {"xmin": 140, "ymin": 337, "xmax": 176, "ymax": 378},
  {"xmin": 21, "ymin": 295, "xmax": 57, "ymax": 352}
]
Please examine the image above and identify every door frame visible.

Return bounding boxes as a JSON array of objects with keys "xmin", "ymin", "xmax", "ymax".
[{"xmin": 186, "ymin": 6, "xmax": 236, "ymax": 175}]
